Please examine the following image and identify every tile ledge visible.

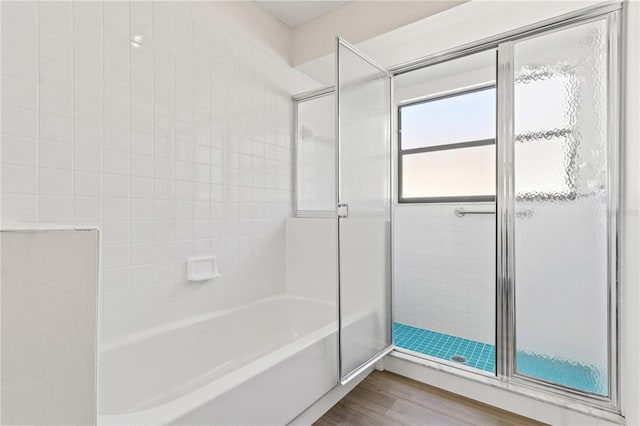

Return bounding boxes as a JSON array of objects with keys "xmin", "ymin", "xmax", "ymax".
[{"xmin": 0, "ymin": 223, "xmax": 100, "ymax": 232}]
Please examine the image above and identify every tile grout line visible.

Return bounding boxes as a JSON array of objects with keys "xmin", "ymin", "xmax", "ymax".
[
  {"xmin": 36, "ymin": 1, "xmax": 40, "ymax": 223},
  {"xmin": 208, "ymin": 18, "xmax": 213, "ymax": 296},
  {"xmin": 190, "ymin": 7, "xmax": 195, "ymax": 310},
  {"xmin": 170, "ymin": 3, "xmax": 176, "ymax": 322},
  {"xmin": 99, "ymin": 0, "xmax": 105, "ymax": 343},
  {"xmin": 150, "ymin": 0, "xmax": 156, "ymax": 331},
  {"xmin": 71, "ymin": 1, "xmax": 75, "ymax": 226},
  {"xmin": 127, "ymin": 0, "xmax": 132, "ymax": 336}
]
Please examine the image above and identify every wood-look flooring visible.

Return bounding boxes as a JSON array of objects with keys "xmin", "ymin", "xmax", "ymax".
[{"xmin": 314, "ymin": 371, "xmax": 547, "ymax": 426}]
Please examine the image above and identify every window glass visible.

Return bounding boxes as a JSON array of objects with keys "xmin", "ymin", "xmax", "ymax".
[
  {"xmin": 402, "ymin": 145, "xmax": 495, "ymax": 199},
  {"xmin": 401, "ymin": 88, "xmax": 496, "ymax": 150},
  {"xmin": 399, "ymin": 87, "xmax": 496, "ymax": 202}
]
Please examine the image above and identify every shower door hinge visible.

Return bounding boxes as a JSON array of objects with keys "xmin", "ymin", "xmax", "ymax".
[{"xmin": 337, "ymin": 203, "xmax": 349, "ymax": 218}]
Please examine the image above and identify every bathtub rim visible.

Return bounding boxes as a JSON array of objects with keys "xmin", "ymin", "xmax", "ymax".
[
  {"xmin": 99, "ymin": 293, "xmax": 335, "ymax": 353},
  {"xmin": 97, "ymin": 293, "xmax": 339, "ymax": 425}
]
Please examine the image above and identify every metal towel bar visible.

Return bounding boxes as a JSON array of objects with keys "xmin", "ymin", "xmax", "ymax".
[{"xmin": 454, "ymin": 207, "xmax": 496, "ymax": 217}]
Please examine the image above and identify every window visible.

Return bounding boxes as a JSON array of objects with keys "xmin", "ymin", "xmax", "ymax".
[{"xmin": 398, "ymin": 86, "xmax": 496, "ymax": 203}]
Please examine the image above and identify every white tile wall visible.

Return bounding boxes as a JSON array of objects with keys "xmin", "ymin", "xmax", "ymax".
[
  {"xmin": 1, "ymin": 0, "xmax": 318, "ymax": 343},
  {"xmin": 394, "ymin": 203, "xmax": 495, "ymax": 344}
]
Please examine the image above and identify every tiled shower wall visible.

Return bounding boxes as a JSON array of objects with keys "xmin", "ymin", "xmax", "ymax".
[
  {"xmin": 0, "ymin": 1, "xmax": 317, "ymax": 343},
  {"xmin": 394, "ymin": 203, "xmax": 495, "ymax": 345}
]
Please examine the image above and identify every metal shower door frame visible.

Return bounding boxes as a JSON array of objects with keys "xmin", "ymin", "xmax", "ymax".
[
  {"xmin": 335, "ymin": 36, "xmax": 395, "ymax": 385},
  {"xmin": 388, "ymin": 2, "xmax": 622, "ymax": 414},
  {"xmin": 494, "ymin": 9, "xmax": 622, "ymax": 412}
]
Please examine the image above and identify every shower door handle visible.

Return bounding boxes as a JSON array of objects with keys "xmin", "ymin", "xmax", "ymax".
[{"xmin": 337, "ymin": 203, "xmax": 349, "ymax": 218}]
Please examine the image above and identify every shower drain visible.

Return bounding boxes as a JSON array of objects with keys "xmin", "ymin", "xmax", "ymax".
[{"xmin": 450, "ymin": 355, "xmax": 467, "ymax": 364}]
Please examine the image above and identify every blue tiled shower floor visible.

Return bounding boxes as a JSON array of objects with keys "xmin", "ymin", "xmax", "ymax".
[
  {"xmin": 393, "ymin": 323, "xmax": 496, "ymax": 373},
  {"xmin": 393, "ymin": 322, "xmax": 606, "ymax": 395}
]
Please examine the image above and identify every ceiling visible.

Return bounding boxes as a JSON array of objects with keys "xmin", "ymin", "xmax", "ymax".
[{"xmin": 254, "ymin": 1, "xmax": 350, "ymax": 28}]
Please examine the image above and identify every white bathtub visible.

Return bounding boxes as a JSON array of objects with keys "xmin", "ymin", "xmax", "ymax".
[{"xmin": 98, "ymin": 295, "xmax": 339, "ymax": 425}]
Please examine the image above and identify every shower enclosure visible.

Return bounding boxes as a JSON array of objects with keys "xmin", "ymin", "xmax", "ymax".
[
  {"xmin": 498, "ymin": 15, "xmax": 618, "ymax": 401},
  {"xmin": 294, "ymin": 1, "xmax": 621, "ymax": 415}
]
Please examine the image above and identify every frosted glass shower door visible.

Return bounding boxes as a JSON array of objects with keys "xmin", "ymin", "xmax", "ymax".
[
  {"xmin": 507, "ymin": 16, "xmax": 618, "ymax": 396},
  {"xmin": 336, "ymin": 38, "xmax": 392, "ymax": 384}
]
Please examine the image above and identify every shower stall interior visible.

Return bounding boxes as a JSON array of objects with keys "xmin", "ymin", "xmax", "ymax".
[{"xmin": 294, "ymin": 1, "xmax": 621, "ymax": 417}]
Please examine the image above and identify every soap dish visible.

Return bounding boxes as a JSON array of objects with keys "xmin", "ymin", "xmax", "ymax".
[{"xmin": 187, "ymin": 256, "xmax": 221, "ymax": 281}]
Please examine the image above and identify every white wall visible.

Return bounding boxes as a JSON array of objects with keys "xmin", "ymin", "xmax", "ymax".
[
  {"xmin": 185, "ymin": 1, "xmax": 292, "ymax": 64},
  {"xmin": 298, "ymin": 1, "xmax": 602, "ymax": 86},
  {"xmin": 0, "ymin": 0, "xmax": 320, "ymax": 344},
  {"xmin": 291, "ymin": 1, "xmax": 466, "ymax": 67},
  {"xmin": 394, "ymin": 204, "xmax": 495, "ymax": 344}
]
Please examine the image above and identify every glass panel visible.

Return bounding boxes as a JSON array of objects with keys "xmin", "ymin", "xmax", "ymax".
[
  {"xmin": 401, "ymin": 88, "xmax": 496, "ymax": 149},
  {"xmin": 392, "ymin": 49, "xmax": 497, "ymax": 375},
  {"xmin": 514, "ymin": 136, "xmax": 572, "ymax": 199},
  {"xmin": 296, "ymin": 93, "xmax": 336, "ymax": 212},
  {"xmin": 513, "ymin": 19, "xmax": 610, "ymax": 395},
  {"xmin": 290, "ymin": 95, "xmax": 339, "ymax": 419},
  {"xmin": 337, "ymin": 39, "xmax": 392, "ymax": 380},
  {"xmin": 401, "ymin": 145, "xmax": 495, "ymax": 199}
]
